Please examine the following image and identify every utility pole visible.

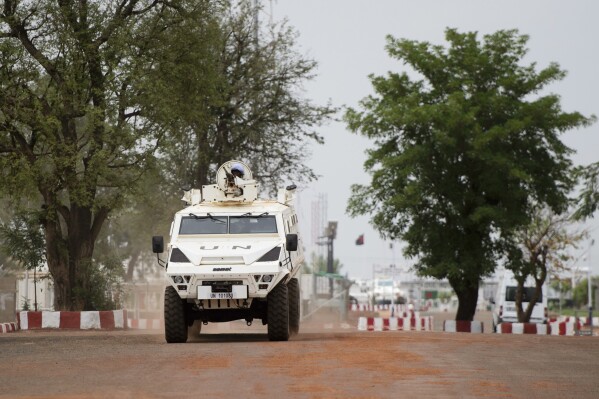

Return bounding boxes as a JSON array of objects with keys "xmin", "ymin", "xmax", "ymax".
[
  {"xmin": 317, "ymin": 221, "xmax": 337, "ymax": 298},
  {"xmin": 326, "ymin": 222, "xmax": 337, "ymax": 274}
]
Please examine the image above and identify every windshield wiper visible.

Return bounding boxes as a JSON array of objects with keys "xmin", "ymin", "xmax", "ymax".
[
  {"xmin": 188, "ymin": 213, "xmax": 226, "ymax": 223},
  {"xmin": 237, "ymin": 212, "xmax": 269, "ymax": 218}
]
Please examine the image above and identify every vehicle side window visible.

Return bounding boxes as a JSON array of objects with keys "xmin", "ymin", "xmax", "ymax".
[{"xmin": 505, "ymin": 286, "xmax": 542, "ymax": 302}]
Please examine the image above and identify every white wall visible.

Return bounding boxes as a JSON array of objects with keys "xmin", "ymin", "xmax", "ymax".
[{"xmin": 16, "ymin": 271, "xmax": 54, "ymax": 311}]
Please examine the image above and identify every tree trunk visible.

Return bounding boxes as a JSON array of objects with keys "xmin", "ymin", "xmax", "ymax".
[
  {"xmin": 43, "ymin": 216, "xmax": 69, "ymax": 310},
  {"xmin": 515, "ymin": 279, "xmax": 525, "ymax": 322},
  {"xmin": 68, "ymin": 204, "xmax": 96, "ymax": 310},
  {"xmin": 42, "ymin": 198, "xmax": 107, "ymax": 311},
  {"xmin": 125, "ymin": 248, "xmax": 141, "ymax": 282},
  {"xmin": 452, "ymin": 278, "xmax": 479, "ymax": 321}
]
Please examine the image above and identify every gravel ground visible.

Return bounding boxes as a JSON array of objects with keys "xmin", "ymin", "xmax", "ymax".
[{"xmin": 1, "ymin": 315, "xmax": 598, "ymax": 399}]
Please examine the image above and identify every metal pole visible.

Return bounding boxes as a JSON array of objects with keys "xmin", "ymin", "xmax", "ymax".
[
  {"xmin": 588, "ymin": 267, "xmax": 592, "ymax": 334},
  {"xmin": 391, "ymin": 242, "xmax": 396, "ymax": 307},
  {"xmin": 590, "ymin": 241, "xmax": 594, "ymax": 335},
  {"xmin": 558, "ymin": 280, "xmax": 562, "ymax": 315},
  {"xmin": 34, "ymin": 268, "xmax": 38, "ymax": 312},
  {"xmin": 372, "ymin": 264, "xmax": 375, "ymax": 305},
  {"xmin": 327, "ymin": 236, "xmax": 334, "ymax": 298},
  {"xmin": 24, "ymin": 270, "xmax": 29, "ymax": 310}
]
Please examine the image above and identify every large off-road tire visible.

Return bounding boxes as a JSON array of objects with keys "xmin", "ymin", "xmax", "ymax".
[
  {"xmin": 288, "ymin": 278, "xmax": 300, "ymax": 336},
  {"xmin": 164, "ymin": 286, "xmax": 188, "ymax": 343},
  {"xmin": 267, "ymin": 282, "xmax": 289, "ymax": 341}
]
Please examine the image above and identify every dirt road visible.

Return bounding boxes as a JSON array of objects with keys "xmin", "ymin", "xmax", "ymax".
[{"xmin": 1, "ymin": 320, "xmax": 598, "ymax": 399}]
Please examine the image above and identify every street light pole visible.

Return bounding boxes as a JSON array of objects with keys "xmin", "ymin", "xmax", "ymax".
[
  {"xmin": 390, "ymin": 241, "xmax": 396, "ymax": 308},
  {"xmin": 588, "ymin": 239, "xmax": 594, "ymax": 335}
]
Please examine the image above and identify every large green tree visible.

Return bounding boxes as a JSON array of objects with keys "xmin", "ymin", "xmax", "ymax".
[
  {"xmin": 346, "ymin": 29, "xmax": 594, "ymax": 321},
  {"xmin": 109, "ymin": 1, "xmax": 335, "ymax": 281},
  {"xmin": 151, "ymin": 1, "xmax": 335, "ymax": 194},
  {"xmin": 0, "ymin": 0, "xmax": 217, "ymax": 310}
]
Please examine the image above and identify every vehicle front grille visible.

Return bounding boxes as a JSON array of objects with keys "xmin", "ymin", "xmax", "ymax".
[{"xmin": 200, "ymin": 256, "xmax": 245, "ymax": 265}]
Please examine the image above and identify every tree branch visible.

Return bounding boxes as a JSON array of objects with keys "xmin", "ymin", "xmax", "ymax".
[
  {"xmin": 4, "ymin": 15, "xmax": 64, "ymax": 86},
  {"xmin": 95, "ymin": 0, "xmax": 160, "ymax": 47},
  {"xmin": 90, "ymin": 207, "xmax": 109, "ymax": 243}
]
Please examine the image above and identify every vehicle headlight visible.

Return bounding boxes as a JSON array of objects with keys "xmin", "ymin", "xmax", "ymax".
[{"xmin": 173, "ymin": 275, "xmax": 184, "ymax": 284}]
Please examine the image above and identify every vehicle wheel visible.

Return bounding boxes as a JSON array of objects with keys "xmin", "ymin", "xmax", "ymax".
[
  {"xmin": 267, "ymin": 282, "xmax": 289, "ymax": 341},
  {"xmin": 164, "ymin": 286, "xmax": 188, "ymax": 343},
  {"xmin": 288, "ymin": 278, "xmax": 300, "ymax": 335}
]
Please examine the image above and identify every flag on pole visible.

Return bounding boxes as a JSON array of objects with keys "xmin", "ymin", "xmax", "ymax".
[{"xmin": 355, "ymin": 234, "xmax": 364, "ymax": 245}]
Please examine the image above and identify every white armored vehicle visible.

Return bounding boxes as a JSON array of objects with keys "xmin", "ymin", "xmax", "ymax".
[{"xmin": 152, "ymin": 160, "xmax": 304, "ymax": 343}]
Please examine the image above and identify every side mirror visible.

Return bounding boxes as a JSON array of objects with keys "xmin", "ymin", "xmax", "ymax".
[
  {"xmin": 286, "ymin": 234, "xmax": 298, "ymax": 252},
  {"xmin": 152, "ymin": 236, "xmax": 164, "ymax": 253}
]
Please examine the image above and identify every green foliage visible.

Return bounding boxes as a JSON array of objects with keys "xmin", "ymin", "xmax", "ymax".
[
  {"xmin": 550, "ymin": 278, "xmax": 572, "ymax": 294},
  {"xmin": 0, "ymin": 0, "xmax": 212, "ymax": 309},
  {"xmin": 0, "ymin": 210, "xmax": 45, "ymax": 271},
  {"xmin": 1, "ymin": 2, "xmax": 332, "ymax": 308},
  {"xmin": 148, "ymin": 1, "xmax": 335, "ymax": 195},
  {"xmin": 93, "ymin": 168, "xmax": 180, "ymax": 282},
  {"xmin": 573, "ymin": 162, "xmax": 599, "ymax": 220},
  {"xmin": 20, "ymin": 297, "xmax": 30, "ymax": 311},
  {"xmin": 572, "ymin": 277, "xmax": 597, "ymax": 309},
  {"xmin": 306, "ymin": 252, "xmax": 343, "ymax": 275},
  {"xmin": 504, "ymin": 207, "xmax": 586, "ymax": 320},
  {"xmin": 508, "ymin": 208, "xmax": 585, "ymax": 276},
  {"xmin": 74, "ymin": 255, "xmax": 126, "ymax": 311},
  {"xmin": 112, "ymin": 1, "xmax": 335, "ymax": 280},
  {"xmin": 345, "ymin": 28, "xmax": 594, "ymax": 320},
  {"xmin": 437, "ymin": 291, "xmax": 453, "ymax": 304}
]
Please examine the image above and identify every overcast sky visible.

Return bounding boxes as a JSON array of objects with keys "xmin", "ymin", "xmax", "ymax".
[{"xmin": 270, "ymin": 0, "xmax": 599, "ymax": 279}]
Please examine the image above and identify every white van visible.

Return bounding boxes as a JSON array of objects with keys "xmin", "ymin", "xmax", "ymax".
[{"xmin": 492, "ymin": 270, "xmax": 548, "ymax": 331}]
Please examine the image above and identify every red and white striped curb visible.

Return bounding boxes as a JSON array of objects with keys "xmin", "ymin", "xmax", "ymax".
[
  {"xmin": 350, "ymin": 304, "xmax": 415, "ymax": 314},
  {"xmin": 0, "ymin": 322, "xmax": 18, "ymax": 333},
  {"xmin": 549, "ymin": 316, "xmax": 599, "ymax": 325},
  {"xmin": 17, "ymin": 310, "xmax": 126, "ymax": 330},
  {"xmin": 497, "ymin": 323, "xmax": 550, "ymax": 335},
  {"xmin": 497, "ymin": 321, "xmax": 585, "ymax": 335},
  {"xmin": 558, "ymin": 316, "xmax": 599, "ymax": 326},
  {"xmin": 357, "ymin": 316, "xmax": 433, "ymax": 331},
  {"xmin": 443, "ymin": 320, "xmax": 484, "ymax": 333},
  {"xmin": 127, "ymin": 318, "xmax": 163, "ymax": 330},
  {"xmin": 549, "ymin": 321, "xmax": 581, "ymax": 336}
]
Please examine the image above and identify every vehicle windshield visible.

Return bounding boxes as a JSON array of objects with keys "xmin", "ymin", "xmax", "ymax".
[
  {"xmin": 230, "ymin": 216, "xmax": 277, "ymax": 233},
  {"xmin": 505, "ymin": 286, "xmax": 542, "ymax": 302},
  {"xmin": 179, "ymin": 216, "xmax": 228, "ymax": 234},
  {"xmin": 179, "ymin": 215, "xmax": 277, "ymax": 234}
]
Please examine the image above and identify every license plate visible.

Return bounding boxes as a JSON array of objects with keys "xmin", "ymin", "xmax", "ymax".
[
  {"xmin": 210, "ymin": 292, "xmax": 233, "ymax": 299},
  {"xmin": 198, "ymin": 285, "xmax": 248, "ymax": 299}
]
